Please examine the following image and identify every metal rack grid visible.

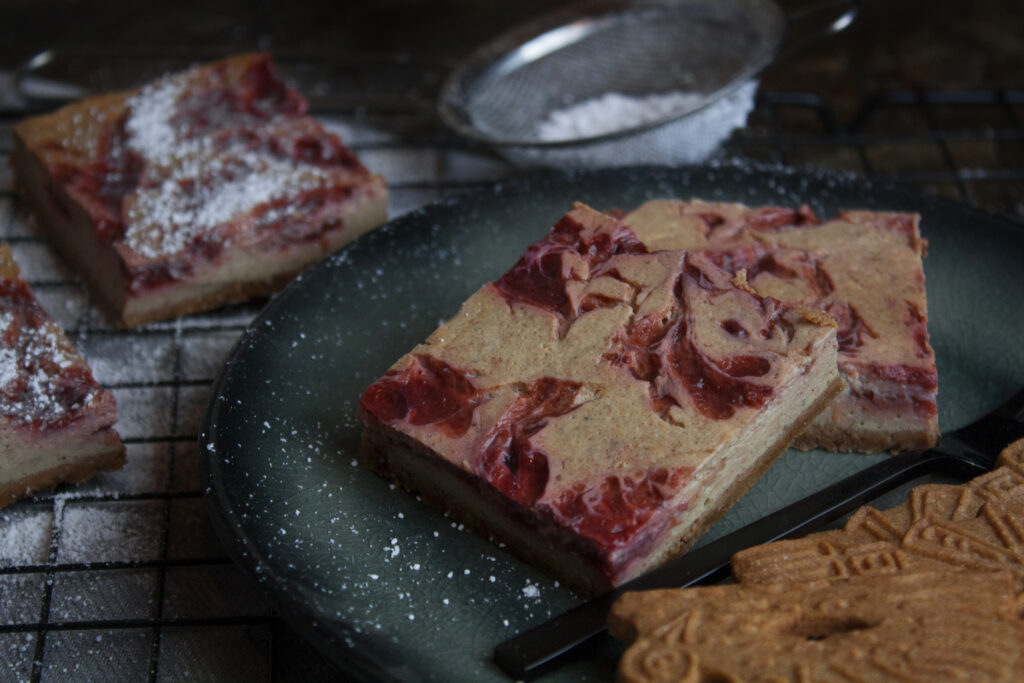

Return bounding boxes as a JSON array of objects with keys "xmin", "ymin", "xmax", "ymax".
[{"xmin": 0, "ymin": 52, "xmax": 1022, "ymax": 682}]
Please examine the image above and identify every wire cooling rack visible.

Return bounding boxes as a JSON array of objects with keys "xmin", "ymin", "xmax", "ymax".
[{"xmin": 0, "ymin": 50, "xmax": 1022, "ymax": 682}]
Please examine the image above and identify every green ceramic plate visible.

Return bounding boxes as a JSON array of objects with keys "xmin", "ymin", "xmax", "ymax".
[{"xmin": 199, "ymin": 164, "xmax": 1024, "ymax": 682}]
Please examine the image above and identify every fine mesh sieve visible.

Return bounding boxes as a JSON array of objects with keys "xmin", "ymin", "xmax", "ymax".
[{"xmin": 438, "ymin": 0, "xmax": 857, "ymax": 166}]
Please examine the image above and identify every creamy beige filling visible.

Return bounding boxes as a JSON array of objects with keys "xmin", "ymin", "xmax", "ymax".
[
  {"xmin": 0, "ymin": 420, "xmax": 124, "ymax": 507},
  {"xmin": 608, "ymin": 333, "xmax": 841, "ymax": 584}
]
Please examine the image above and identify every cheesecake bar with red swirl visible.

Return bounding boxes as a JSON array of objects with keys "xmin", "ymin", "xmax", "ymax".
[
  {"xmin": 358, "ymin": 204, "xmax": 841, "ymax": 592},
  {"xmin": 0, "ymin": 245, "xmax": 124, "ymax": 508},
  {"xmin": 11, "ymin": 53, "xmax": 386, "ymax": 326},
  {"xmin": 624, "ymin": 199, "xmax": 938, "ymax": 453}
]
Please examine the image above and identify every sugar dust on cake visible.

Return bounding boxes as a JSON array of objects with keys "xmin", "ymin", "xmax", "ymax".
[{"xmin": 12, "ymin": 53, "xmax": 387, "ymax": 326}]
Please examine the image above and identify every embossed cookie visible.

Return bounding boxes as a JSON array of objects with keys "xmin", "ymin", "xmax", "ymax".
[
  {"xmin": 732, "ymin": 441, "xmax": 1024, "ymax": 616},
  {"xmin": 610, "ymin": 571, "xmax": 1024, "ymax": 683},
  {"xmin": 358, "ymin": 203, "xmax": 842, "ymax": 592},
  {"xmin": 998, "ymin": 438, "xmax": 1024, "ymax": 470}
]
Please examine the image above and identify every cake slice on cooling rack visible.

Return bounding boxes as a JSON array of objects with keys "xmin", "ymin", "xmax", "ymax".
[
  {"xmin": 624, "ymin": 199, "xmax": 938, "ymax": 453},
  {"xmin": 11, "ymin": 52, "xmax": 387, "ymax": 326},
  {"xmin": 0, "ymin": 244, "xmax": 124, "ymax": 508},
  {"xmin": 358, "ymin": 203, "xmax": 841, "ymax": 592}
]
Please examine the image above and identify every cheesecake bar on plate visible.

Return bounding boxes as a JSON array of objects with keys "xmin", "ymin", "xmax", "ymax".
[
  {"xmin": 11, "ymin": 52, "xmax": 387, "ymax": 326},
  {"xmin": 624, "ymin": 199, "xmax": 938, "ymax": 453},
  {"xmin": 0, "ymin": 245, "xmax": 124, "ymax": 508},
  {"xmin": 359, "ymin": 204, "xmax": 841, "ymax": 592}
]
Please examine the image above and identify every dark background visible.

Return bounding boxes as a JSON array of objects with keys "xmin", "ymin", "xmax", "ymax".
[{"xmin": 4, "ymin": 0, "xmax": 1023, "ymax": 120}]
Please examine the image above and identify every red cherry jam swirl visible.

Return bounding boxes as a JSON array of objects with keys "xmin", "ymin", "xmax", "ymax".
[
  {"xmin": 605, "ymin": 261, "xmax": 776, "ymax": 421},
  {"xmin": 826, "ymin": 302, "xmax": 878, "ymax": 354},
  {"xmin": 904, "ymin": 301, "xmax": 932, "ymax": 358},
  {"xmin": 48, "ymin": 54, "xmax": 363, "ymax": 249},
  {"xmin": 0, "ymin": 279, "xmax": 98, "ymax": 430},
  {"xmin": 474, "ymin": 378, "xmax": 584, "ymax": 506},
  {"xmin": 48, "ymin": 117, "xmax": 144, "ymax": 243},
  {"xmin": 169, "ymin": 55, "xmax": 362, "ymax": 170},
  {"xmin": 547, "ymin": 466, "xmax": 693, "ymax": 552},
  {"xmin": 666, "ymin": 317, "xmax": 773, "ymax": 420},
  {"xmin": 173, "ymin": 53, "xmax": 306, "ymax": 140},
  {"xmin": 706, "ymin": 245, "xmax": 834, "ymax": 299},
  {"xmin": 359, "ymin": 354, "xmax": 482, "ymax": 438},
  {"xmin": 492, "ymin": 213, "xmax": 648, "ymax": 321},
  {"xmin": 849, "ymin": 362, "xmax": 938, "ymax": 418},
  {"xmin": 746, "ymin": 205, "xmax": 818, "ymax": 231}
]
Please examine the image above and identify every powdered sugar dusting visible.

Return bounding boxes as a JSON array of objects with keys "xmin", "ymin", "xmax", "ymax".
[
  {"xmin": 0, "ymin": 306, "xmax": 99, "ymax": 426},
  {"xmin": 119, "ymin": 62, "xmax": 346, "ymax": 260},
  {"xmin": 124, "ymin": 72, "xmax": 188, "ymax": 166},
  {"xmin": 0, "ymin": 507, "xmax": 51, "ymax": 566},
  {"xmin": 123, "ymin": 147, "xmax": 335, "ymax": 259}
]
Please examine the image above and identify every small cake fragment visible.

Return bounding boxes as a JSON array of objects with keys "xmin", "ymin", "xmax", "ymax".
[
  {"xmin": 609, "ymin": 571, "xmax": 1024, "ymax": 683},
  {"xmin": 0, "ymin": 245, "xmax": 124, "ymax": 508},
  {"xmin": 624, "ymin": 199, "xmax": 938, "ymax": 453},
  {"xmin": 358, "ymin": 203, "xmax": 841, "ymax": 592},
  {"xmin": 11, "ymin": 52, "xmax": 387, "ymax": 326}
]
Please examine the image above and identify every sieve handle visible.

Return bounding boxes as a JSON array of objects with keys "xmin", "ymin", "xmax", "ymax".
[{"xmin": 777, "ymin": 0, "xmax": 859, "ymax": 63}]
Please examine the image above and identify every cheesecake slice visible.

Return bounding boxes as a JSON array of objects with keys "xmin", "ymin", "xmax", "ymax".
[
  {"xmin": 0, "ymin": 244, "xmax": 124, "ymax": 508},
  {"xmin": 358, "ymin": 204, "xmax": 840, "ymax": 592},
  {"xmin": 624, "ymin": 199, "xmax": 938, "ymax": 453},
  {"xmin": 11, "ymin": 52, "xmax": 387, "ymax": 326}
]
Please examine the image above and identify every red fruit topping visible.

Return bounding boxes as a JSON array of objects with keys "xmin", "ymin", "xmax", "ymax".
[
  {"xmin": 883, "ymin": 213, "xmax": 915, "ymax": 237},
  {"xmin": 826, "ymin": 302, "xmax": 878, "ymax": 354},
  {"xmin": 46, "ymin": 54, "xmax": 362, "ymax": 253},
  {"xmin": 861, "ymin": 362, "xmax": 938, "ymax": 390},
  {"xmin": 172, "ymin": 55, "xmax": 305, "ymax": 139},
  {"xmin": 713, "ymin": 355, "xmax": 772, "ymax": 378},
  {"xmin": 605, "ymin": 263, "xmax": 776, "ymax": 421},
  {"xmin": 548, "ymin": 466, "xmax": 692, "ymax": 551},
  {"xmin": 493, "ymin": 213, "xmax": 647, "ymax": 321},
  {"xmin": 747, "ymin": 205, "xmax": 818, "ymax": 231},
  {"xmin": 239, "ymin": 54, "xmax": 306, "ymax": 117},
  {"xmin": 475, "ymin": 377, "xmax": 583, "ymax": 506},
  {"xmin": 844, "ymin": 361, "xmax": 938, "ymax": 418},
  {"xmin": 0, "ymin": 279, "xmax": 99, "ymax": 430},
  {"xmin": 49, "ymin": 118, "xmax": 143, "ymax": 243},
  {"xmin": 707, "ymin": 245, "xmax": 834, "ymax": 298},
  {"xmin": 359, "ymin": 355, "xmax": 481, "ymax": 438},
  {"xmin": 667, "ymin": 318, "xmax": 773, "ymax": 420},
  {"xmin": 904, "ymin": 301, "xmax": 932, "ymax": 358},
  {"xmin": 721, "ymin": 319, "xmax": 748, "ymax": 338},
  {"xmin": 698, "ymin": 212, "xmax": 726, "ymax": 229}
]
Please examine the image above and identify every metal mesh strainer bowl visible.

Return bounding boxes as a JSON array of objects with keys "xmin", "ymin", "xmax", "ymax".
[{"xmin": 438, "ymin": 0, "xmax": 857, "ymax": 167}]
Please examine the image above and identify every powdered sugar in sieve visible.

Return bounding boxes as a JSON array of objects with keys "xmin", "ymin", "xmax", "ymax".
[
  {"xmin": 535, "ymin": 91, "xmax": 707, "ymax": 142},
  {"xmin": 500, "ymin": 81, "xmax": 758, "ymax": 168}
]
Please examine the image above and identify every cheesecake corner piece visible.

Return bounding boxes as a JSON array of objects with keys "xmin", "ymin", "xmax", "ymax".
[{"xmin": 0, "ymin": 244, "xmax": 124, "ymax": 508}]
